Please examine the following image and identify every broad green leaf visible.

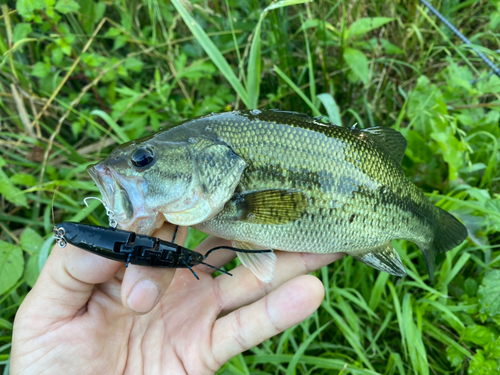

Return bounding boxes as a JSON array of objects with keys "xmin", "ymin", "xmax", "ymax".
[
  {"xmin": 51, "ymin": 46, "xmax": 64, "ymax": 64},
  {"xmin": 366, "ymin": 38, "xmax": 404, "ymax": 54},
  {"xmin": 407, "ymin": 76, "xmax": 448, "ymax": 135},
  {"xmin": 462, "ymin": 325, "xmax": 494, "ymax": 347},
  {"xmin": 380, "ymin": 38, "xmax": 404, "ymax": 54},
  {"xmin": 0, "ymin": 241, "xmax": 24, "ymax": 295},
  {"xmin": 0, "ymin": 169, "xmax": 28, "ymax": 208},
  {"xmin": 430, "ymin": 131, "xmax": 464, "ymax": 180},
  {"xmin": 55, "ymin": 0, "xmax": 80, "ymax": 14},
  {"xmin": 21, "ymin": 228, "xmax": 46, "ymax": 287},
  {"xmin": 104, "ymin": 27, "xmax": 121, "ymax": 38},
  {"xmin": 465, "ymin": 278, "xmax": 479, "ymax": 298},
  {"xmin": 343, "ymin": 48, "xmax": 369, "ymax": 84},
  {"xmin": 124, "ymin": 57, "xmax": 144, "ymax": 72},
  {"xmin": 171, "ymin": 0, "xmax": 249, "ymax": 107},
  {"xmin": 178, "ymin": 61, "xmax": 216, "ymax": 84},
  {"xmin": 13, "ymin": 23, "xmax": 32, "ymax": 43},
  {"xmin": 317, "ymin": 93, "xmax": 342, "ymax": 126},
  {"xmin": 25, "ymin": 236, "xmax": 53, "ymax": 287},
  {"xmin": 478, "ymin": 270, "xmax": 500, "ymax": 317},
  {"xmin": 406, "ymin": 130, "xmax": 433, "ymax": 163},
  {"xmin": 31, "ymin": 61, "xmax": 50, "ymax": 78},
  {"xmin": 26, "ymin": 257, "xmax": 41, "ymax": 285},
  {"xmin": 485, "ymin": 337, "xmax": 500, "ymax": 360},
  {"xmin": 490, "ymin": 12, "xmax": 500, "ymax": 30},
  {"xmin": 446, "ymin": 345, "xmax": 465, "ymax": 367},
  {"xmin": 93, "ymin": 2, "xmax": 106, "ymax": 23},
  {"xmin": 17, "ymin": 0, "xmax": 45, "ymax": 19},
  {"xmin": 10, "ymin": 173, "xmax": 37, "ymax": 187},
  {"xmin": 468, "ymin": 350, "xmax": 498, "ymax": 375},
  {"xmin": 348, "ymin": 17, "xmax": 394, "ymax": 37},
  {"xmin": 20, "ymin": 227, "xmax": 43, "ymax": 254}
]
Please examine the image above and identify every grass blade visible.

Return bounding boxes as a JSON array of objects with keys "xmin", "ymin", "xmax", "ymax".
[
  {"xmin": 317, "ymin": 93, "xmax": 343, "ymax": 126},
  {"xmin": 248, "ymin": 0, "xmax": 312, "ymax": 109},
  {"xmin": 274, "ymin": 65, "xmax": 320, "ymax": 116},
  {"xmin": 247, "ymin": 18, "xmax": 262, "ymax": 109},
  {"xmin": 171, "ymin": 0, "xmax": 249, "ymax": 107},
  {"xmin": 90, "ymin": 109, "xmax": 130, "ymax": 143},
  {"xmin": 285, "ymin": 321, "xmax": 330, "ymax": 375}
]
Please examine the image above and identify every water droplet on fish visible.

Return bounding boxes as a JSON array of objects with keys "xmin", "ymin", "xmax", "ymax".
[
  {"xmin": 189, "ymin": 137, "xmax": 197, "ymax": 143},
  {"xmin": 247, "ymin": 212, "xmax": 255, "ymax": 219},
  {"xmin": 217, "ymin": 136, "xmax": 223, "ymax": 142},
  {"xmin": 205, "ymin": 126, "xmax": 211, "ymax": 131},
  {"xmin": 250, "ymin": 109, "xmax": 261, "ymax": 115}
]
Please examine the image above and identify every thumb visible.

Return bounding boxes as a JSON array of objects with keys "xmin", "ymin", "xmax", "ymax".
[{"xmin": 20, "ymin": 243, "xmax": 123, "ymax": 323}]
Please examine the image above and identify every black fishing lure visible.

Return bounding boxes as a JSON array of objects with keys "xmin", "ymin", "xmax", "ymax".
[{"xmin": 53, "ymin": 222, "xmax": 270, "ymax": 280}]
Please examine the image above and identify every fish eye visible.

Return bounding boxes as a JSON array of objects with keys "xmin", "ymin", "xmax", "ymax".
[{"xmin": 131, "ymin": 146, "xmax": 155, "ymax": 169}]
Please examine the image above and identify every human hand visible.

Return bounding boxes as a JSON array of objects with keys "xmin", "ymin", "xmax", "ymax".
[{"xmin": 11, "ymin": 223, "xmax": 343, "ymax": 374}]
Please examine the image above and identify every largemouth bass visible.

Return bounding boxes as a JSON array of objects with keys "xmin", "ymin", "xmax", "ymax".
[{"xmin": 87, "ymin": 110, "xmax": 467, "ymax": 282}]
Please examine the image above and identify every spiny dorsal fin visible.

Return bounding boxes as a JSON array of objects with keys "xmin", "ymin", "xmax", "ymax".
[
  {"xmin": 357, "ymin": 127, "xmax": 407, "ymax": 165},
  {"xmin": 231, "ymin": 189, "xmax": 309, "ymax": 225},
  {"xmin": 233, "ymin": 241, "xmax": 277, "ymax": 283},
  {"xmin": 348, "ymin": 243, "xmax": 407, "ymax": 277}
]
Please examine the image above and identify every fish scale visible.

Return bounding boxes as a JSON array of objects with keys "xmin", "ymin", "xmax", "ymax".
[{"xmin": 88, "ymin": 110, "xmax": 468, "ymax": 282}]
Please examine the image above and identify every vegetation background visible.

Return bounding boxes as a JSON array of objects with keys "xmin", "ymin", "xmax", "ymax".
[{"xmin": 1, "ymin": 0, "xmax": 500, "ymax": 373}]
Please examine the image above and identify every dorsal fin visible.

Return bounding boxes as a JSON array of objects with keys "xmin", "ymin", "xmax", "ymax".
[{"xmin": 356, "ymin": 127, "xmax": 407, "ymax": 165}]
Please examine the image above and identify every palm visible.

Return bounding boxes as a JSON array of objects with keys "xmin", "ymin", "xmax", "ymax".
[{"xmin": 11, "ymin": 224, "xmax": 343, "ymax": 375}]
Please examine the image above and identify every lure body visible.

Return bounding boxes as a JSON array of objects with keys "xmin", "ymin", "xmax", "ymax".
[
  {"xmin": 53, "ymin": 222, "xmax": 272, "ymax": 279},
  {"xmin": 54, "ymin": 222, "xmax": 204, "ymax": 268}
]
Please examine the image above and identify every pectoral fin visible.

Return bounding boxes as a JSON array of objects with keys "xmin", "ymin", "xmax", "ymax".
[
  {"xmin": 348, "ymin": 243, "xmax": 407, "ymax": 277},
  {"xmin": 231, "ymin": 189, "xmax": 309, "ymax": 225},
  {"xmin": 233, "ymin": 241, "xmax": 277, "ymax": 283}
]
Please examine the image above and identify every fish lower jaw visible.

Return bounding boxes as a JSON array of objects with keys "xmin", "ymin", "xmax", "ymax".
[{"xmin": 117, "ymin": 211, "xmax": 163, "ymax": 235}]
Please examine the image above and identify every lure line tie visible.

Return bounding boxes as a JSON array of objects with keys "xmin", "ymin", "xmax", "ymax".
[{"xmin": 83, "ymin": 197, "xmax": 118, "ymax": 228}]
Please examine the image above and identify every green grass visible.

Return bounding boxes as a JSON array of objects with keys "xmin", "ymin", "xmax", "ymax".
[{"xmin": 1, "ymin": 0, "xmax": 500, "ymax": 373}]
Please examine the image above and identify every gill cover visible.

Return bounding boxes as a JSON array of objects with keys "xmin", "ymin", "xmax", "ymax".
[{"xmin": 163, "ymin": 138, "xmax": 247, "ymax": 226}]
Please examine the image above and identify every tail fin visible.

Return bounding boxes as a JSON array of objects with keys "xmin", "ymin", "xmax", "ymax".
[{"xmin": 422, "ymin": 208, "xmax": 468, "ymax": 281}]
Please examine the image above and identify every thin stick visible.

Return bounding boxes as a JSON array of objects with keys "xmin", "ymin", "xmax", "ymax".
[{"xmin": 420, "ymin": 0, "xmax": 500, "ymax": 78}]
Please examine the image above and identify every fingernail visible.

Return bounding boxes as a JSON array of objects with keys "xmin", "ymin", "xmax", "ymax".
[{"xmin": 127, "ymin": 279, "xmax": 160, "ymax": 314}]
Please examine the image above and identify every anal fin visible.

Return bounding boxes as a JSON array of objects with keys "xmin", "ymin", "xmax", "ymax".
[
  {"xmin": 233, "ymin": 241, "xmax": 277, "ymax": 283},
  {"xmin": 348, "ymin": 243, "xmax": 407, "ymax": 277}
]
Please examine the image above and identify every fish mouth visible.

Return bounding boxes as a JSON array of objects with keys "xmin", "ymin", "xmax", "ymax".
[
  {"xmin": 87, "ymin": 163, "xmax": 116, "ymax": 210},
  {"xmin": 87, "ymin": 162, "xmax": 135, "ymax": 225},
  {"xmin": 87, "ymin": 162, "xmax": 163, "ymax": 234}
]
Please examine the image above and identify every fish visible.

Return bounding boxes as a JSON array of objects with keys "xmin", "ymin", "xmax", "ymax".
[{"xmin": 87, "ymin": 109, "xmax": 468, "ymax": 282}]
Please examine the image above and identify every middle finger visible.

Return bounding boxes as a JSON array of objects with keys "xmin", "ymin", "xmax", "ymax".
[{"xmin": 215, "ymin": 250, "xmax": 344, "ymax": 314}]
